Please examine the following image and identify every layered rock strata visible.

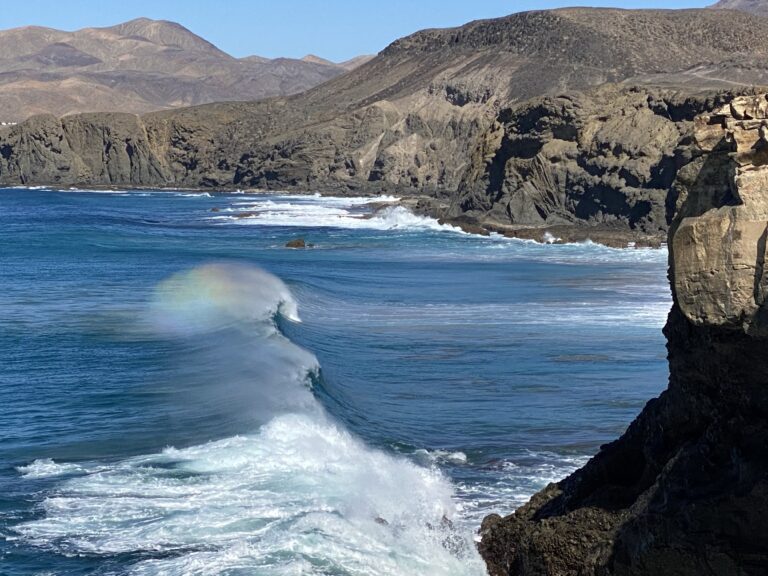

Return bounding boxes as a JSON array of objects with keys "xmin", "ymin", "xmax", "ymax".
[{"xmin": 478, "ymin": 95, "xmax": 768, "ymax": 575}]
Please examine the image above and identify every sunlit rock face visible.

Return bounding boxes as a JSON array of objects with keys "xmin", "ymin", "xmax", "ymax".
[{"xmin": 673, "ymin": 95, "xmax": 768, "ymax": 336}]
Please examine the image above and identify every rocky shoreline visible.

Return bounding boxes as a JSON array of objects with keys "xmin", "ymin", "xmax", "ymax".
[
  {"xmin": 478, "ymin": 95, "xmax": 768, "ymax": 576},
  {"xmin": 3, "ymin": 183, "xmax": 665, "ymax": 247},
  {"xmin": 0, "ymin": 86, "xmax": 753, "ymax": 248}
]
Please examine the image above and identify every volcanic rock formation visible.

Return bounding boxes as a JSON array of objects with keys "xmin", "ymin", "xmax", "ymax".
[{"xmin": 478, "ymin": 94, "xmax": 768, "ymax": 576}]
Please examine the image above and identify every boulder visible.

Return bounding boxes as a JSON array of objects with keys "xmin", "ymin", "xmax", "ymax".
[{"xmin": 285, "ymin": 238, "xmax": 306, "ymax": 249}]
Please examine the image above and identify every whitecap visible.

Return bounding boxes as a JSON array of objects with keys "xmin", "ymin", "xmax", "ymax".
[
  {"xmin": 412, "ymin": 449, "xmax": 469, "ymax": 466},
  {"xmin": 16, "ymin": 459, "xmax": 87, "ymax": 479},
  {"xmin": 216, "ymin": 193, "xmax": 463, "ymax": 234},
  {"xmin": 16, "ymin": 415, "xmax": 484, "ymax": 575}
]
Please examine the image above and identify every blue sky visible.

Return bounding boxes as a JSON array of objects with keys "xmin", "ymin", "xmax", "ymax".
[{"xmin": 1, "ymin": 1, "xmax": 714, "ymax": 62}]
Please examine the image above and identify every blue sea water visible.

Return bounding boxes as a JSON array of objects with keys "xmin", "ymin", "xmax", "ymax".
[{"xmin": 0, "ymin": 188, "xmax": 671, "ymax": 575}]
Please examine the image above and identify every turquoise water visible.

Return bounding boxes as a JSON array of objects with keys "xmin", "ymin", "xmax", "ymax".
[{"xmin": 0, "ymin": 189, "xmax": 670, "ymax": 575}]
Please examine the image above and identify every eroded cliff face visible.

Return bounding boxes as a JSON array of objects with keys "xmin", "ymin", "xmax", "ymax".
[
  {"xmin": 673, "ymin": 96, "xmax": 768, "ymax": 335},
  {"xmin": 0, "ymin": 93, "xmax": 494, "ymax": 195},
  {"xmin": 453, "ymin": 88, "xmax": 742, "ymax": 234},
  {"xmin": 478, "ymin": 95, "xmax": 768, "ymax": 575}
]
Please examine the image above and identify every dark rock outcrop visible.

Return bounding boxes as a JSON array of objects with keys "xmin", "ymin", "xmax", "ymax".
[
  {"xmin": 285, "ymin": 238, "xmax": 306, "ymax": 249},
  {"xmin": 478, "ymin": 95, "xmax": 768, "ymax": 576}
]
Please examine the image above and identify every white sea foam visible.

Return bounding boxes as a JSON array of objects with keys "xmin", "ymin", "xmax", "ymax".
[
  {"xmin": 175, "ymin": 192, "xmax": 212, "ymax": 198},
  {"xmin": 15, "ymin": 263, "xmax": 485, "ymax": 575},
  {"xmin": 454, "ymin": 452, "xmax": 590, "ymax": 527},
  {"xmin": 212, "ymin": 195, "xmax": 464, "ymax": 234},
  {"xmin": 413, "ymin": 449, "xmax": 469, "ymax": 466},
  {"xmin": 17, "ymin": 414, "xmax": 483, "ymax": 575},
  {"xmin": 16, "ymin": 459, "xmax": 87, "ymax": 479}
]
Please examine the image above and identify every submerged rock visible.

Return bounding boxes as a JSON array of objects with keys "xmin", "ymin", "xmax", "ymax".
[
  {"xmin": 479, "ymin": 95, "xmax": 768, "ymax": 575},
  {"xmin": 285, "ymin": 238, "xmax": 306, "ymax": 249}
]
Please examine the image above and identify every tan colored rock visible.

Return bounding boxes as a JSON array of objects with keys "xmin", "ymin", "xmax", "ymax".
[
  {"xmin": 730, "ymin": 94, "xmax": 768, "ymax": 120},
  {"xmin": 672, "ymin": 94, "xmax": 768, "ymax": 335}
]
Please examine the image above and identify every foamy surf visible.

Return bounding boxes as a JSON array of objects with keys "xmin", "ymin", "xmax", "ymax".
[
  {"xmin": 13, "ymin": 263, "xmax": 485, "ymax": 575},
  {"xmin": 16, "ymin": 459, "xmax": 88, "ymax": 479},
  {"xmin": 454, "ymin": 451, "xmax": 590, "ymax": 527},
  {"xmin": 16, "ymin": 413, "xmax": 483, "ymax": 575},
  {"xmin": 211, "ymin": 195, "xmax": 464, "ymax": 234}
]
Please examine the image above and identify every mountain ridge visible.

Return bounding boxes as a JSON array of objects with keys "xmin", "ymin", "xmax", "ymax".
[
  {"xmin": 0, "ymin": 18, "xmax": 370, "ymax": 121},
  {"xmin": 709, "ymin": 0, "xmax": 768, "ymax": 15}
]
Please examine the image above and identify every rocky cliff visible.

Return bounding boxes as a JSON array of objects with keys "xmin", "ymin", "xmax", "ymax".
[
  {"xmin": 478, "ymin": 95, "xmax": 768, "ymax": 575},
  {"xmin": 1, "ymin": 8, "xmax": 768, "ymax": 241},
  {"xmin": 451, "ymin": 88, "xmax": 745, "ymax": 237}
]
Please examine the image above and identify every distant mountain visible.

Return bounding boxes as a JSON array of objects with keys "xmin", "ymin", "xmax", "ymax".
[
  {"xmin": 301, "ymin": 54, "xmax": 335, "ymax": 66},
  {"xmin": 709, "ymin": 0, "xmax": 768, "ymax": 15},
  {"xmin": 298, "ymin": 54, "xmax": 374, "ymax": 70},
  {"xmin": 336, "ymin": 54, "xmax": 375, "ymax": 71},
  {"xmin": 0, "ymin": 18, "xmax": 369, "ymax": 121}
]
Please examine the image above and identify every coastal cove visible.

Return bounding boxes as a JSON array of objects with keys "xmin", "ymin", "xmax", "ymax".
[{"xmin": 0, "ymin": 188, "xmax": 671, "ymax": 575}]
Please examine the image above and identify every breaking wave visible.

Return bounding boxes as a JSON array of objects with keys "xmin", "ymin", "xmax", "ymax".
[
  {"xmin": 210, "ymin": 195, "xmax": 464, "ymax": 233},
  {"xmin": 13, "ymin": 263, "xmax": 484, "ymax": 575}
]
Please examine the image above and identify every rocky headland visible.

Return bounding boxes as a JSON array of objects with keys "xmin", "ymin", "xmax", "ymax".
[
  {"xmin": 478, "ymin": 94, "xmax": 768, "ymax": 575},
  {"xmin": 1, "ymin": 8, "xmax": 768, "ymax": 243}
]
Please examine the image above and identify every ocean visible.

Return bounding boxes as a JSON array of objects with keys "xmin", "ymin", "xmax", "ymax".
[{"xmin": 0, "ymin": 189, "xmax": 670, "ymax": 575}]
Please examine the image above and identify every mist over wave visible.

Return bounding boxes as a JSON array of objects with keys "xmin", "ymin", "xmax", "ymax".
[{"xmin": 13, "ymin": 263, "xmax": 485, "ymax": 575}]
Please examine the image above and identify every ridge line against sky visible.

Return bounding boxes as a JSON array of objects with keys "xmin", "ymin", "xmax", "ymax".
[{"xmin": 1, "ymin": 1, "xmax": 713, "ymax": 62}]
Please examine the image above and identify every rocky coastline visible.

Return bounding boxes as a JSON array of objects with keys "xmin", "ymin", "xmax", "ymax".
[
  {"xmin": 478, "ymin": 95, "xmax": 768, "ymax": 575},
  {"xmin": 0, "ymin": 87, "xmax": 754, "ymax": 248},
  {"xmin": 2, "ymin": 8, "xmax": 768, "ymax": 246}
]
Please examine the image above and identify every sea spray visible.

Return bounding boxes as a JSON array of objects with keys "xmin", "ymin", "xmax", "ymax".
[
  {"xmin": 14, "ymin": 263, "xmax": 486, "ymax": 575},
  {"xmin": 213, "ymin": 195, "xmax": 464, "ymax": 233},
  {"xmin": 149, "ymin": 263, "xmax": 302, "ymax": 333},
  {"xmin": 145, "ymin": 263, "xmax": 319, "ymax": 425}
]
